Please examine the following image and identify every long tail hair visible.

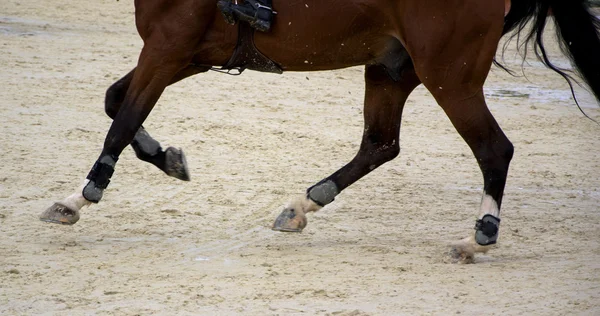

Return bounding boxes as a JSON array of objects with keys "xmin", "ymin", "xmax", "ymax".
[{"xmin": 496, "ymin": 0, "xmax": 600, "ymax": 115}]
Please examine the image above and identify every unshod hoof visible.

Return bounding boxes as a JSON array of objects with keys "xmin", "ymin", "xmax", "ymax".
[
  {"xmin": 40, "ymin": 203, "xmax": 80, "ymax": 225},
  {"xmin": 165, "ymin": 147, "xmax": 191, "ymax": 181},
  {"xmin": 272, "ymin": 207, "xmax": 307, "ymax": 232},
  {"xmin": 447, "ymin": 244, "xmax": 475, "ymax": 264}
]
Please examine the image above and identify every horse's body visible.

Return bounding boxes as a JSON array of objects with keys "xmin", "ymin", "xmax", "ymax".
[
  {"xmin": 41, "ymin": 0, "xmax": 600, "ymax": 262},
  {"xmin": 156, "ymin": 0, "xmax": 476, "ymax": 71}
]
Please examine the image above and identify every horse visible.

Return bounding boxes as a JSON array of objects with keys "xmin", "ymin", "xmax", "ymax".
[{"xmin": 40, "ymin": 0, "xmax": 600, "ymax": 263}]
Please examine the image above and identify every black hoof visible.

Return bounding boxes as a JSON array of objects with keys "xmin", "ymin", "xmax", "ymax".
[
  {"xmin": 164, "ymin": 147, "xmax": 191, "ymax": 181},
  {"xmin": 272, "ymin": 208, "xmax": 306, "ymax": 232},
  {"xmin": 40, "ymin": 203, "xmax": 80, "ymax": 225}
]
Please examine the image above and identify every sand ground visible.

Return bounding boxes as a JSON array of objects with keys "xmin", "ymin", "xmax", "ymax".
[{"xmin": 1, "ymin": 1, "xmax": 599, "ymax": 315}]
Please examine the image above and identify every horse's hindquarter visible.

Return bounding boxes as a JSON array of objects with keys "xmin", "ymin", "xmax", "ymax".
[{"xmin": 255, "ymin": 0, "xmax": 402, "ymax": 71}]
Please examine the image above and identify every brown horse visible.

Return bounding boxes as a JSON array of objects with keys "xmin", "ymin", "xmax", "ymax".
[{"xmin": 41, "ymin": 0, "xmax": 600, "ymax": 262}]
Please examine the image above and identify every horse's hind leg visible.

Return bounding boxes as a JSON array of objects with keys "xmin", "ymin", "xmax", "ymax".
[
  {"xmin": 407, "ymin": 6, "xmax": 512, "ymax": 262},
  {"xmin": 273, "ymin": 58, "xmax": 421, "ymax": 231},
  {"xmin": 105, "ymin": 64, "xmax": 209, "ymax": 181},
  {"xmin": 435, "ymin": 90, "xmax": 513, "ymax": 263}
]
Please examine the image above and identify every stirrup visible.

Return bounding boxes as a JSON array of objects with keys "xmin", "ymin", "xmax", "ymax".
[
  {"xmin": 247, "ymin": 0, "xmax": 274, "ymax": 32},
  {"xmin": 217, "ymin": 0, "xmax": 274, "ymax": 32}
]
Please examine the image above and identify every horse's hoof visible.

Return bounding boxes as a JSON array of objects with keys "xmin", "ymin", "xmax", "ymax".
[
  {"xmin": 447, "ymin": 247, "xmax": 474, "ymax": 264},
  {"xmin": 447, "ymin": 241, "xmax": 475, "ymax": 264},
  {"xmin": 39, "ymin": 203, "xmax": 80, "ymax": 225},
  {"xmin": 272, "ymin": 207, "xmax": 307, "ymax": 232},
  {"xmin": 164, "ymin": 147, "xmax": 190, "ymax": 181}
]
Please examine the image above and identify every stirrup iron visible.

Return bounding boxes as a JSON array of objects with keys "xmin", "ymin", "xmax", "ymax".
[{"xmin": 217, "ymin": 0, "xmax": 274, "ymax": 32}]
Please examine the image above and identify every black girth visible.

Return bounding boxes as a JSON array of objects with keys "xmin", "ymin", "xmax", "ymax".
[{"xmin": 220, "ymin": 22, "xmax": 282, "ymax": 74}]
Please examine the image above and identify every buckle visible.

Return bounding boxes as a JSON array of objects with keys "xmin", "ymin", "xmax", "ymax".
[
  {"xmin": 255, "ymin": 3, "xmax": 271, "ymax": 10},
  {"xmin": 254, "ymin": 2, "xmax": 277, "ymax": 14}
]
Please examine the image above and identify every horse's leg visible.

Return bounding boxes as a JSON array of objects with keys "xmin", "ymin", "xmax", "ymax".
[
  {"xmin": 405, "ymin": 7, "xmax": 512, "ymax": 262},
  {"xmin": 437, "ymin": 90, "xmax": 513, "ymax": 262},
  {"xmin": 105, "ymin": 64, "xmax": 209, "ymax": 181},
  {"xmin": 273, "ymin": 60, "xmax": 421, "ymax": 231},
  {"xmin": 40, "ymin": 47, "xmax": 193, "ymax": 225}
]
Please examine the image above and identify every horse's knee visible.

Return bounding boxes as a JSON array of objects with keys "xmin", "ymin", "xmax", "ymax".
[
  {"xmin": 104, "ymin": 84, "xmax": 123, "ymax": 119},
  {"xmin": 104, "ymin": 81, "xmax": 127, "ymax": 118},
  {"xmin": 104, "ymin": 70, "xmax": 135, "ymax": 119},
  {"xmin": 501, "ymin": 140, "xmax": 514, "ymax": 162}
]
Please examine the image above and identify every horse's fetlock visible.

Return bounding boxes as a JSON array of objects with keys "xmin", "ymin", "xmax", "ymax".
[
  {"xmin": 474, "ymin": 214, "xmax": 500, "ymax": 246},
  {"xmin": 307, "ymin": 180, "xmax": 339, "ymax": 207},
  {"xmin": 82, "ymin": 180, "xmax": 103, "ymax": 203},
  {"xmin": 83, "ymin": 155, "xmax": 118, "ymax": 203},
  {"xmin": 132, "ymin": 128, "xmax": 162, "ymax": 162}
]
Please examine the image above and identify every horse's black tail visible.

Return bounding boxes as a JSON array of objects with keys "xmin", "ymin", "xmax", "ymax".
[{"xmin": 498, "ymin": 0, "xmax": 600, "ymax": 106}]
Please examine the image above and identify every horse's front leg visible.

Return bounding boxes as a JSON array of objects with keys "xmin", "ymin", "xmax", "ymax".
[
  {"xmin": 105, "ymin": 65, "xmax": 209, "ymax": 181},
  {"xmin": 40, "ymin": 48, "xmax": 189, "ymax": 225},
  {"xmin": 273, "ymin": 62, "xmax": 421, "ymax": 232}
]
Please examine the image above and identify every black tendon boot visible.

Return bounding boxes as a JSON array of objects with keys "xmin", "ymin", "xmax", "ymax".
[{"xmin": 217, "ymin": 0, "xmax": 274, "ymax": 32}]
